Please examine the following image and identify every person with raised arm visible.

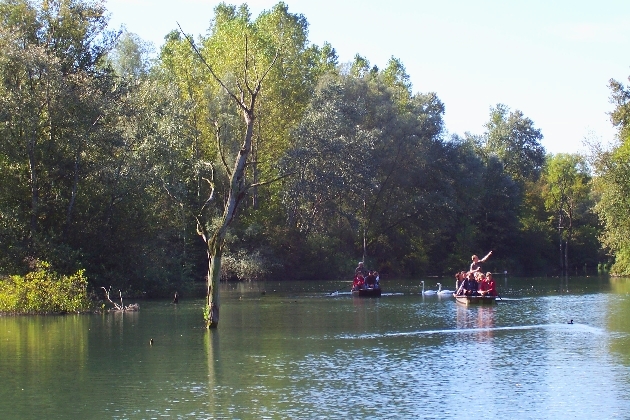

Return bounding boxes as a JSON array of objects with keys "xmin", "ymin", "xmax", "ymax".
[{"xmin": 469, "ymin": 251, "xmax": 492, "ymax": 273}]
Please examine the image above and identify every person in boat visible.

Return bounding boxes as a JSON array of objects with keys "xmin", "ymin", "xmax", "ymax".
[
  {"xmin": 355, "ymin": 261, "xmax": 369, "ymax": 277},
  {"xmin": 456, "ymin": 271, "xmax": 468, "ymax": 292},
  {"xmin": 455, "ymin": 271, "xmax": 464, "ymax": 291},
  {"xmin": 456, "ymin": 273, "xmax": 469, "ymax": 295},
  {"xmin": 457, "ymin": 272, "xmax": 469, "ymax": 295},
  {"xmin": 365, "ymin": 271, "xmax": 377, "ymax": 288},
  {"xmin": 470, "ymin": 251, "xmax": 492, "ymax": 273},
  {"xmin": 477, "ymin": 272, "xmax": 489, "ymax": 296},
  {"xmin": 459, "ymin": 271, "xmax": 479, "ymax": 296},
  {"xmin": 374, "ymin": 271, "xmax": 380, "ymax": 287},
  {"xmin": 352, "ymin": 274, "xmax": 365, "ymax": 290},
  {"xmin": 469, "ymin": 273, "xmax": 479, "ymax": 296},
  {"xmin": 485, "ymin": 272, "xmax": 496, "ymax": 296}
]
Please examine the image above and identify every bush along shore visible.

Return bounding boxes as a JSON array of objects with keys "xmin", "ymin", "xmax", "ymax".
[{"xmin": 0, "ymin": 261, "xmax": 93, "ymax": 314}]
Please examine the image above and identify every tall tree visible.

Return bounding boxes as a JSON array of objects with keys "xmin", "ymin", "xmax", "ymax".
[
  {"xmin": 483, "ymin": 104, "xmax": 545, "ymax": 184},
  {"xmin": 107, "ymin": 30, "xmax": 153, "ymax": 78},
  {"xmin": 0, "ymin": 0, "xmax": 118, "ymax": 272},
  {"xmin": 281, "ymin": 69, "xmax": 449, "ymax": 276},
  {"xmin": 173, "ymin": 2, "xmax": 318, "ymax": 327},
  {"xmin": 380, "ymin": 56, "xmax": 412, "ymax": 110},
  {"xmin": 542, "ymin": 153, "xmax": 591, "ymax": 274},
  {"xmin": 592, "ymin": 76, "xmax": 630, "ymax": 274}
]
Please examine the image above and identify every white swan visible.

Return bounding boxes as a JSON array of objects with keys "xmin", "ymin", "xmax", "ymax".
[
  {"xmin": 421, "ymin": 280, "xmax": 437, "ymax": 295},
  {"xmin": 436, "ymin": 282, "xmax": 454, "ymax": 295}
]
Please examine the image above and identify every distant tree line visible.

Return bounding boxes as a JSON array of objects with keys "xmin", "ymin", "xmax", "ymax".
[{"xmin": 0, "ymin": 0, "xmax": 624, "ymax": 297}]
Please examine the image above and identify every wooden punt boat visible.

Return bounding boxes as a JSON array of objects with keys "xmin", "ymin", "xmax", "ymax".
[
  {"xmin": 453, "ymin": 293, "xmax": 496, "ymax": 305},
  {"xmin": 352, "ymin": 286, "xmax": 382, "ymax": 297}
]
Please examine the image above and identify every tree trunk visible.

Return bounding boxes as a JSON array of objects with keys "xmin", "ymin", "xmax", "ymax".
[
  {"xmin": 558, "ymin": 211, "xmax": 564, "ymax": 275},
  {"xmin": 206, "ymin": 243, "xmax": 222, "ymax": 328},
  {"xmin": 559, "ymin": 235, "xmax": 564, "ymax": 275},
  {"xmin": 251, "ymin": 121, "xmax": 260, "ymax": 209},
  {"xmin": 205, "ymin": 110, "xmax": 256, "ymax": 329},
  {"xmin": 564, "ymin": 240, "xmax": 569, "ymax": 276}
]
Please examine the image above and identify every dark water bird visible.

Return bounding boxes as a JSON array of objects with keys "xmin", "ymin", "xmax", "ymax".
[
  {"xmin": 150, "ymin": 338, "xmax": 154, "ymax": 345},
  {"xmin": 568, "ymin": 319, "xmax": 573, "ymax": 324},
  {"xmin": 261, "ymin": 290, "xmax": 266, "ymax": 295}
]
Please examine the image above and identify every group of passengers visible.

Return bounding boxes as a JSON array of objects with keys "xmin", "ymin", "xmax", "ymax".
[
  {"xmin": 455, "ymin": 251, "xmax": 496, "ymax": 296},
  {"xmin": 455, "ymin": 270, "xmax": 496, "ymax": 296},
  {"xmin": 353, "ymin": 261, "xmax": 380, "ymax": 290}
]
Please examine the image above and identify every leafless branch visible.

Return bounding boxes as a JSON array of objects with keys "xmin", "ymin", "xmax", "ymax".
[
  {"xmin": 214, "ymin": 121, "xmax": 231, "ymax": 176},
  {"xmin": 198, "ymin": 177, "xmax": 216, "ymax": 215}
]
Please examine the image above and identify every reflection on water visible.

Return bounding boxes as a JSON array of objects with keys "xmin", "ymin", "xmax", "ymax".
[
  {"xmin": 455, "ymin": 304, "xmax": 496, "ymax": 342},
  {"xmin": 1, "ymin": 277, "xmax": 630, "ymax": 418}
]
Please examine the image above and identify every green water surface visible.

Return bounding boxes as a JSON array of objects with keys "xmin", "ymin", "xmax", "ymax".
[{"xmin": 1, "ymin": 276, "xmax": 629, "ymax": 419}]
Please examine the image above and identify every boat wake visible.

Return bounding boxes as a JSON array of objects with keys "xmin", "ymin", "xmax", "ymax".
[{"xmin": 338, "ymin": 322, "xmax": 605, "ymax": 340}]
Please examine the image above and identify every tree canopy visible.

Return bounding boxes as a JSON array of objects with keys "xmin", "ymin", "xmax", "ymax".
[{"xmin": 0, "ymin": 0, "xmax": 612, "ymax": 302}]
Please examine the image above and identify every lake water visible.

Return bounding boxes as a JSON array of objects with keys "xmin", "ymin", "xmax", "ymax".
[{"xmin": 1, "ymin": 276, "xmax": 630, "ymax": 419}]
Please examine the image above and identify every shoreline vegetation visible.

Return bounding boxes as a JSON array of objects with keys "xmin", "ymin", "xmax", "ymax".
[
  {"xmin": 0, "ymin": 0, "xmax": 629, "ymax": 316},
  {"xmin": 0, "ymin": 261, "xmax": 148, "ymax": 315},
  {"xmin": 0, "ymin": 260, "xmax": 93, "ymax": 315}
]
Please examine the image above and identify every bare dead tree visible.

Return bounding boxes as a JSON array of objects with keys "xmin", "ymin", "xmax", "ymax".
[{"xmin": 177, "ymin": 24, "xmax": 286, "ymax": 328}]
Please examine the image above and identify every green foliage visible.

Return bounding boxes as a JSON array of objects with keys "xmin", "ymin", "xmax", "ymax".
[
  {"xmin": 220, "ymin": 250, "xmax": 273, "ymax": 281},
  {"xmin": 516, "ymin": 179, "xmax": 557, "ymax": 274},
  {"xmin": 542, "ymin": 154, "xmax": 590, "ymax": 217},
  {"xmin": 107, "ymin": 30, "xmax": 154, "ymax": 78},
  {"xmin": 593, "ymin": 139, "xmax": 630, "ymax": 275},
  {"xmin": 482, "ymin": 104, "xmax": 545, "ymax": 183},
  {"xmin": 606, "ymin": 247, "xmax": 630, "ymax": 276},
  {"xmin": 380, "ymin": 56, "xmax": 413, "ymax": 110},
  {"xmin": 0, "ymin": 261, "xmax": 92, "ymax": 313},
  {"xmin": 589, "ymin": 76, "xmax": 630, "ymax": 275},
  {"xmin": 0, "ymin": 0, "xmax": 610, "ymax": 291},
  {"xmin": 541, "ymin": 153, "xmax": 594, "ymax": 272},
  {"xmin": 280, "ymin": 71, "xmax": 459, "ymax": 276}
]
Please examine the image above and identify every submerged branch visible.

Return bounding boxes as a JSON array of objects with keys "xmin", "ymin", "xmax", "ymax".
[{"xmin": 100, "ymin": 286, "xmax": 139, "ymax": 312}]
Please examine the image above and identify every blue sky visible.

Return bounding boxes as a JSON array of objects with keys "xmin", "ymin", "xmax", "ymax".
[{"xmin": 105, "ymin": 0, "xmax": 630, "ymax": 154}]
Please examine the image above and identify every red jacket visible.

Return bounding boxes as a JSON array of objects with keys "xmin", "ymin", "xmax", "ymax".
[{"xmin": 353, "ymin": 276, "xmax": 364, "ymax": 289}]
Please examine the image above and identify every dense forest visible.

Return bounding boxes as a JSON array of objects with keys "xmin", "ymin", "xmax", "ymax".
[{"xmin": 0, "ymin": 0, "xmax": 628, "ymax": 299}]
